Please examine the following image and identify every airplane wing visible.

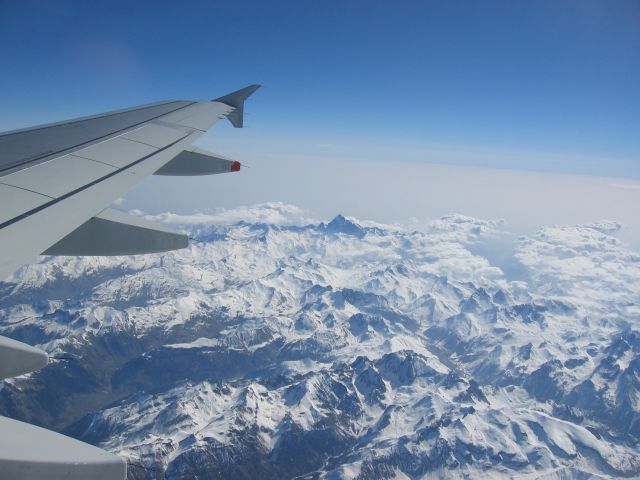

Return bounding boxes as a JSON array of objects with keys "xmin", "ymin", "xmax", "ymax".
[
  {"xmin": 0, "ymin": 85, "xmax": 259, "ymax": 480},
  {"xmin": 0, "ymin": 84, "xmax": 259, "ymax": 281}
]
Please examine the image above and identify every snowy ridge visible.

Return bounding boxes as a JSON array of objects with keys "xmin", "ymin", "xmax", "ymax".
[{"xmin": 0, "ymin": 202, "xmax": 639, "ymax": 479}]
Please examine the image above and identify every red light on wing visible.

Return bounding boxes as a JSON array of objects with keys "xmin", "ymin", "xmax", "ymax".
[{"xmin": 231, "ymin": 161, "xmax": 241, "ymax": 172}]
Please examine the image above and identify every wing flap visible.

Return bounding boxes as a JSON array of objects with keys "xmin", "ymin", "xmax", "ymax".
[{"xmin": 42, "ymin": 208, "xmax": 188, "ymax": 256}]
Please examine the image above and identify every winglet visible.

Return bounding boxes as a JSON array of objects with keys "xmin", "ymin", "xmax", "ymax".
[{"xmin": 213, "ymin": 84, "xmax": 261, "ymax": 128}]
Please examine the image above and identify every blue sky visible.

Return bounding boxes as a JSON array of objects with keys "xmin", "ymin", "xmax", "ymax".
[{"xmin": 1, "ymin": 0, "xmax": 639, "ymax": 178}]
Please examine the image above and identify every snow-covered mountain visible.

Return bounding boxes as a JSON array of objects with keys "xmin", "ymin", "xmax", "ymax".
[{"xmin": 1, "ymin": 203, "xmax": 639, "ymax": 479}]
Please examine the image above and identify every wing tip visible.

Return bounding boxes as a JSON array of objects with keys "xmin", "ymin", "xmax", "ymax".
[
  {"xmin": 213, "ymin": 84, "xmax": 261, "ymax": 128},
  {"xmin": 213, "ymin": 84, "xmax": 261, "ymax": 107}
]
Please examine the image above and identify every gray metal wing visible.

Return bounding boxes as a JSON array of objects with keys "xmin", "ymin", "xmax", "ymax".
[{"xmin": 0, "ymin": 84, "xmax": 259, "ymax": 280}]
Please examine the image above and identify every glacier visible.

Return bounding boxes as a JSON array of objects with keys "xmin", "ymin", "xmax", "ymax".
[{"xmin": 0, "ymin": 202, "xmax": 639, "ymax": 479}]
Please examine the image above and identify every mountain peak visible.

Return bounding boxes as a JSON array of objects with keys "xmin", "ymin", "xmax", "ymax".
[{"xmin": 325, "ymin": 214, "xmax": 365, "ymax": 237}]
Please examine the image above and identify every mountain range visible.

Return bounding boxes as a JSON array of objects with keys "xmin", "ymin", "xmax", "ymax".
[{"xmin": 0, "ymin": 203, "xmax": 639, "ymax": 479}]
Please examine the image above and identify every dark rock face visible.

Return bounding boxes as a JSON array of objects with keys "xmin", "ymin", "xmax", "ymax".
[{"xmin": 324, "ymin": 214, "xmax": 366, "ymax": 238}]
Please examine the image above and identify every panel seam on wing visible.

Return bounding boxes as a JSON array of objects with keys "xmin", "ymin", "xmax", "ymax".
[{"xmin": 0, "ymin": 182, "xmax": 55, "ymax": 200}]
